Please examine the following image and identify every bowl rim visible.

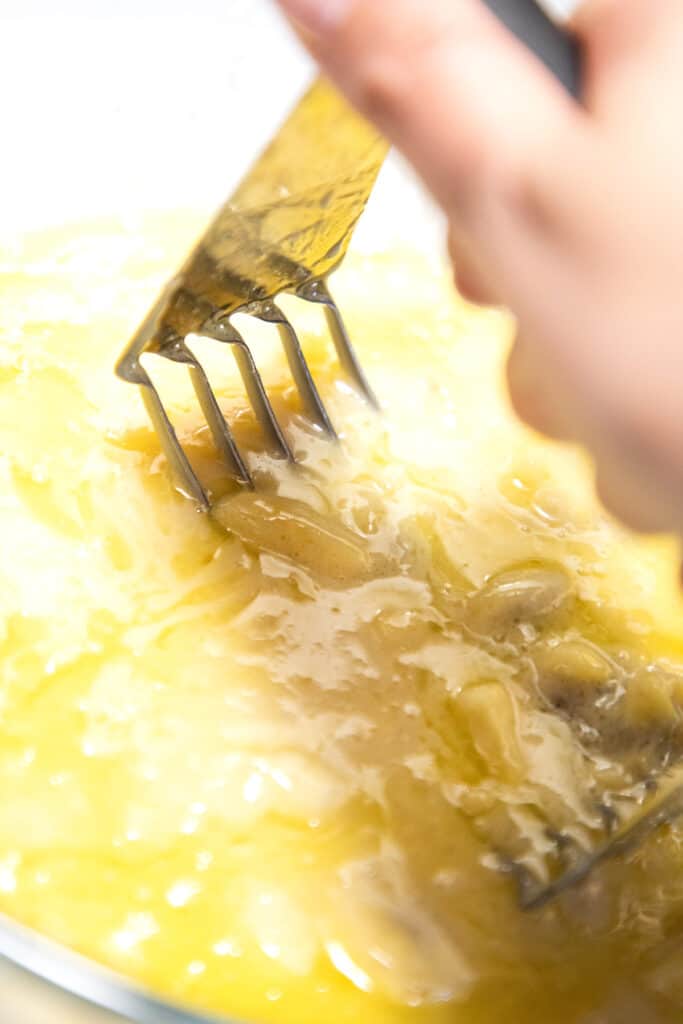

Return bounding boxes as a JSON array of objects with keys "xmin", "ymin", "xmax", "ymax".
[{"xmin": 0, "ymin": 910, "xmax": 245, "ymax": 1024}]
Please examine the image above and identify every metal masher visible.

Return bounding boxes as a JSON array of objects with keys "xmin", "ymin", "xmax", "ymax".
[
  {"xmin": 117, "ymin": 3, "xmax": 683, "ymax": 911},
  {"xmin": 116, "ymin": 0, "xmax": 580, "ymax": 511},
  {"xmin": 116, "ymin": 79, "xmax": 387, "ymax": 510}
]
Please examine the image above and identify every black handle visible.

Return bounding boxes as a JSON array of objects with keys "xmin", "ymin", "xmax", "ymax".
[{"xmin": 481, "ymin": 0, "xmax": 581, "ymax": 98}]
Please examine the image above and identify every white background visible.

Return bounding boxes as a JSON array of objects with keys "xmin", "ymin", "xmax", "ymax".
[
  {"xmin": 0, "ymin": 1, "xmax": 314, "ymax": 229},
  {"xmin": 0, "ymin": 0, "xmax": 440, "ymax": 253}
]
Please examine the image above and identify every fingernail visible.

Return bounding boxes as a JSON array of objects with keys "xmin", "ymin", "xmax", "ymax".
[
  {"xmin": 536, "ymin": 0, "xmax": 582, "ymax": 24},
  {"xmin": 276, "ymin": 0, "xmax": 353, "ymax": 36}
]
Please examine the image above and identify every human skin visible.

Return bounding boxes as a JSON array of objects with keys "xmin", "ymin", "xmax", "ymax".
[{"xmin": 274, "ymin": 0, "xmax": 683, "ymax": 541}]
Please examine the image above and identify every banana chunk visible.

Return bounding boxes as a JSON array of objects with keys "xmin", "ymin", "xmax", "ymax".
[
  {"xmin": 466, "ymin": 564, "xmax": 571, "ymax": 639},
  {"xmin": 213, "ymin": 492, "xmax": 374, "ymax": 582}
]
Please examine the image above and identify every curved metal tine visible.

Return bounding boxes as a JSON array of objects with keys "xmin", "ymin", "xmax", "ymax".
[
  {"xmin": 525, "ymin": 775, "xmax": 683, "ymax": 911},
  {"xmin": 512, "ymin": 865, "xmax": 545, "ymax": 913},
  {"xmin": 203, "ymin": 318, "xmax": 294, "ymax": 462},
  {"xmin": 138, "ymin": 367, "xmax": 209, "ymax": 511},
  {"xmin": 173, "ymin": 339, "xmax": 252, "ymax": 488},
  {"xmin": 296, "ymin": 277, "xmax": 380, "ymax": 411},
  {"xmin": 115, "ymin": 282, "xmax": 209, "ymax": 508},
  {"xmin": 546, "ymin": 830, "xmax": 587, "ymax": 873},
  {"xmin": 247, "ymin": 299, "xmax": 336, "ymax": 438},
  {"xmin": 115, "ymin": 277, "xmax": 182, "ymax": 385},
  {"xmin": 597, "ymin": 800, "xmax": 621, "ymax": 836}
]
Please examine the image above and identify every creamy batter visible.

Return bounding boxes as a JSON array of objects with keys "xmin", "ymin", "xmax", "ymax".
[{"xmin": 1, "ymin": 215, "xmax": 683, "ymax": 1023}]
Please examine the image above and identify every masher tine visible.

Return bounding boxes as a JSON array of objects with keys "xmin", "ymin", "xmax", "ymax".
[
  {"xmin": 170, "ymin": 339, "xmax": 252, "ymax": 488},
  {"xmin": 202, "ymin": 319, "xmax": 294, "ymax": 463},
  {"xmin": 117, "ymin": 81, "xmax": 386, "ymax": 508},
  {"xmin": 246, "ymin": 299, "xmax": 336, "ymax": 438},
  {"xmin": 115, "ymin": 287, "xmax": 210, "ymax": 510},
  {"xmin": 139, "ymin": 375, "xmax": 209, "ymax": 511},
  {"xmin": 546, "ymin": 829, "xmax": 593, "ymax": 875},
  {"xmin": 597, "ymin": 801, "xmax": 621, "ymax": 836},
  {"xmin": 297, "ymin": 277, "xmax": 380, "ymax": 411},
  {"xmin": 521, "ymin": 775, "xmax": 683, "ymax": 911}
]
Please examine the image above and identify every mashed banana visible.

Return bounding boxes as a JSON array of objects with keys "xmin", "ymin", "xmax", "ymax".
[{"xmin": 2, "ymin": 216, "xmax": 683, "ymax": 1024}]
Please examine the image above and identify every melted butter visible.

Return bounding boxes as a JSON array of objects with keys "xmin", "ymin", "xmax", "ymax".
[{"xmin": 2, "ymin": 217, "xmax": 683, "ymax": 1023}]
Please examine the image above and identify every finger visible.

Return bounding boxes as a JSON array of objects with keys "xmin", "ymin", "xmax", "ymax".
[
  {"xmin": 448, "ymin": 224, "xmax": 500, "ymax": 307},
  {"xmin": 594, "ymin": 455, "xmax": 681, "ymax": 535},
  {"xmin": 574, "ymin": 0, "xmax": 683, "ymax": 125},
  {"xmin": 275, "ymin": 0, "xmax": 584, "ymax": 219},
  {"xmin": 453, "ymin": 262, "xmax": 496, "ymax": 307},
  {"xmin": 506, "ymin": 332, "xmax": 576, "ymax": 441}
]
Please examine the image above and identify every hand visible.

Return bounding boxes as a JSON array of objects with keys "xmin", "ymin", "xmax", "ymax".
[{"xmin": 275, "ymin": 0, "xmax": 683, "ymax": 537}]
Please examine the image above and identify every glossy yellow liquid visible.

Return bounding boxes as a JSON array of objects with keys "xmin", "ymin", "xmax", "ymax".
[{"xmin": 2, "ymin": 216, "xmax": 683, "ymax": 1024}]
